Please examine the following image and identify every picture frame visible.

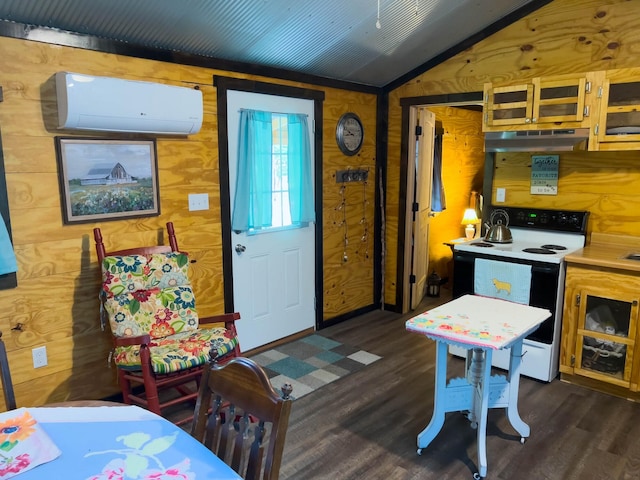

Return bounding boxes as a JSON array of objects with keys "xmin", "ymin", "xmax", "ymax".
[{"xmin": 55, "ymin": 137, "xmax": 160, "ymax": 224}]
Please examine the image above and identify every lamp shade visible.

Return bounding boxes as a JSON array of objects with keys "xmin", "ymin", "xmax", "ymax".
[{"xmin": 461, "ymin": 208, "xmax": 479, "ymax": 225}]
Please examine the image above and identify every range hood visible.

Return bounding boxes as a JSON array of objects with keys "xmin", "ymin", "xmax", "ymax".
[{"xmin": 485, "ymin": 128, "xmax": 590, "ymax": 152}]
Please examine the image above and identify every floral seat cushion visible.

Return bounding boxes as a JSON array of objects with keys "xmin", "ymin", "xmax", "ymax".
[
  {"xmin": 113, "ymin": 327, "xmax": 239, "ymax": 374},
  {"xmin": 101, "ymin": 252, "xmax": 239, "ymax": 374}
]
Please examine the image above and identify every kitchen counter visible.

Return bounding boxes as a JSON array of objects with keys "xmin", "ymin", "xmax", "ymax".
[{"xmin": 564, "ymin": 233, "xmax": 640, "ymax": 272}]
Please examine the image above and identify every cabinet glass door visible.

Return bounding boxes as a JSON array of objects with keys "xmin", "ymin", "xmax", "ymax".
[
  {"xmin": 575, "ymin": 292, "xmax": 636, "ymax": 387},
  {"xmin": 597, "ymin": 79, "xmax": 640, "ymax": 143},
  {"xmin": 532, "ymin": 77, "xmax": 587, "ymax": 124},
  {"xmin": 484, "ymin": 83, "xmax": 533, "ymax": 126}
]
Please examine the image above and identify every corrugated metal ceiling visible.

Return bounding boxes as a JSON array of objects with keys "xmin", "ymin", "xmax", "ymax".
[{"xmin": 0, "ymin": 0, "xmax": 539, "ymax": 87}]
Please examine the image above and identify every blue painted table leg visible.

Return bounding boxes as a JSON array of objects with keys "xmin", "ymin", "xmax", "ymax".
[
  {"xmin": 505, "ymin": 340, "xmax": 530, "ymax": 440},
  {"xmin": 475, "ymin": 349, "xmax": 492, "ymax": 478},
  {"xmin": 417, "ymin": 341, "xmax": 449, "ymax": 454}
]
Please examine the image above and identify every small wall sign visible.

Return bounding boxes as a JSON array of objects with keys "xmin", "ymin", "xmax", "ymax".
[{"xmin": 531, "ymin": 155, "xmax": 559, "ymax": 195}]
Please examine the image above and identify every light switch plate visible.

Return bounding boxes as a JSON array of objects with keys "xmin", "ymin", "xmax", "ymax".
[
  {"xmin": 496, "ymin": 188, "xmax": 506, "ymax": 203},
  {"xmin": 188, "ymin": 193, "xmax": 209, "ymax": 211}
]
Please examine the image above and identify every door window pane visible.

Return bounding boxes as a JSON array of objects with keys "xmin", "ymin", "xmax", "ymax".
[{"xmin": 252, "ymin": 113, "xmax": 293, "ymax": 232}]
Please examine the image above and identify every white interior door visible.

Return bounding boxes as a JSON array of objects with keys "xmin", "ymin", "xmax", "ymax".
[
  {"xmin": 404, "ymin": 107, "xmax": 436, "ymax": 311},
  {"xmin": 227, "ymin": 91, "xmax": 315, "ymax": 351}
]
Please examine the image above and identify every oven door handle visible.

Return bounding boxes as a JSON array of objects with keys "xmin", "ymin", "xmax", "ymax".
[
  {"xmin": 531, "ymin": 264, "xmax": 560, "ymax": 274},
  {"xmin": 456, "ymin": 252, "xmax": 561, "ymax": 275}
]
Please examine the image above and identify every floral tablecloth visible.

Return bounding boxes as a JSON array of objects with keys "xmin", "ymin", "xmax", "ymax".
[
  {"xmin": 406, "ymin": 294, "xmax": 551, "ymax": 350},
  {"xmin": 0, "ymin": 405, "xmax": 241, "ymax": 480}
]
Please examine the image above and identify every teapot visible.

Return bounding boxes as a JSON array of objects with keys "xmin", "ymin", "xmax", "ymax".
[{"xmin": 484, "ymin": 209, "xmax": 513, "ymax": 243}]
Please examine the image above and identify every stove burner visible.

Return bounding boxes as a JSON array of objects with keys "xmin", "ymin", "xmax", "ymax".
[
  {"xmin": 522, "ymin": 247, "xmax": 556, "ymax": 255},
  {"xmin": 541, "ymin": 244, "xmax": 567, "ymax": 251},
  {"xmin": 470, "ymin": 242, "xmax": 494, "ymax": 248}
]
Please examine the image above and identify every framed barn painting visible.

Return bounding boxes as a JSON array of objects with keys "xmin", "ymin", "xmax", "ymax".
[{"xmin": 55, "ymin": 138, "xmax": 160, "ymax": 224}]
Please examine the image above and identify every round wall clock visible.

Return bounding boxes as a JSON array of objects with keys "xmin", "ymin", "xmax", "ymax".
[{"xmin": 336, "ymin": 112, "xmax": 364, "ymax": 156}]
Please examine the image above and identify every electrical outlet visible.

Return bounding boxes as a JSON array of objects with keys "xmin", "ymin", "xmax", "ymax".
[
  {"xmin": 188, "ymin": 193, "xmax": 209, "ymax": 211},
  {"xmin": 32, "ymin": 346, "xmax": 47, "ymax": 368},
  {"xmin": 496, "ymin": 188, "xmax": 506, "ymax": 203}
]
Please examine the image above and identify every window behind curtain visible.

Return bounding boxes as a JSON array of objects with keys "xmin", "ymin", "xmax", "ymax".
[
  {"xmin": 231, "ymin": 109, "xmax": 313, "ymax": 233},
  {"xmin": 271, "ymin": 113, "xmax": 292, "ymax": 228}
]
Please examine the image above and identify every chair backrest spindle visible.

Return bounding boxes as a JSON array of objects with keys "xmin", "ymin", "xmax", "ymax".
[{"xmin": 94, "ymin": 222, "xmax": 180, "ymax": 264}]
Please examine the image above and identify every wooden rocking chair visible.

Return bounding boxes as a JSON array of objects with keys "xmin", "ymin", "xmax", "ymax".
[{"xmin": 94, "ymin": 222, "xmax": 241, "ymax": 425}]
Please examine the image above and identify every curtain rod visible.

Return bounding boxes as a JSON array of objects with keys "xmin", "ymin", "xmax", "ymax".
[{"xmin": 239, "ymin": 108, "xmax": 308, "ymax": 117}]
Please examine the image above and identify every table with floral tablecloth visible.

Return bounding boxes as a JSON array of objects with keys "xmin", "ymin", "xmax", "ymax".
[
  {"xmin": 406, "ymin": 294, "xmax": 550, "ymax": 479},
  {"xmin": 0, "ymin": 404, "xmax": 241, "ymax": 480}
]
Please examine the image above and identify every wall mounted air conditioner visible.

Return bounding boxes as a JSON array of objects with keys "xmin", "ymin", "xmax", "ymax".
[{"xmin": 55, "ymin": 72, "xmax": 203, "ymax": 135}]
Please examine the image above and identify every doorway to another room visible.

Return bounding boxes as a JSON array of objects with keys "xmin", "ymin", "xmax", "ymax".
[
  {"xmin": 403, "ymin": 107, "xmax": 437, "ymax": 311},
  {"xmin": 398, "ymin": 94, "xmax": 486, "ymax": 313}
]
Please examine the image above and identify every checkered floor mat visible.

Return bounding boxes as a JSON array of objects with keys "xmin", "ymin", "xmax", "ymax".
[{"xmin": 250, "ymin": 334, "xmax": 381, "ymax": 400}]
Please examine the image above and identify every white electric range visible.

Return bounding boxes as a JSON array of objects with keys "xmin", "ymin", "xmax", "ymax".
[{"xmin": 451, "ymin": 206, "xmax": 590, "ymax": 382}]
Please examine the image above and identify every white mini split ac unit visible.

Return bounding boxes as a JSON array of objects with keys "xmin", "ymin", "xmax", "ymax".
[{"xmin": 55, "ymin": 72, "xmax": 203, "ymax": 135}]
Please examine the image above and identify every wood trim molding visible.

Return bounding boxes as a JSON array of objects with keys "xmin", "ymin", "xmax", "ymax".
[{"xmin": 394, "ymin": 91, "xmax": 482, "ymax": 311}]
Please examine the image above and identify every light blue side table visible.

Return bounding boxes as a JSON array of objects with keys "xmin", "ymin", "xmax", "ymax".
[{"xmin": 406, "ymin": 295, "xmax": 550, "ymax": 479}]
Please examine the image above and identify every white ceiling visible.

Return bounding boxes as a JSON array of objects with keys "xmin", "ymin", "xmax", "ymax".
[{"xmin": 0, "ymin": 0, "xmax": 543, "ymax": 88}]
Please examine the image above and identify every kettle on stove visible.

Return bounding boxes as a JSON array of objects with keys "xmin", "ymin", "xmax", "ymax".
[{"xmin": 484, "ymin": 209, "xmax": 513, "ymax": 243}]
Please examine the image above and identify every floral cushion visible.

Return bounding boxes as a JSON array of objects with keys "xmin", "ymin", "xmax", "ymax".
[
  {"xmin": 100, "ymin": 252, "xmax": 239, "ymax": 373},
  {"xmin": 102, "ymin": 253, "xmax": 199, "ymax": 337},
  {"xmin": 113, "ymin": 327, "xmax": 239, "ymax": 374},
  {"xmin": 102, "ymin": 253, "xmax": 191, "ymax": 297},
  {"xmin": 103, "ymin": 286, "xmax": 198, "ymax": 338}
]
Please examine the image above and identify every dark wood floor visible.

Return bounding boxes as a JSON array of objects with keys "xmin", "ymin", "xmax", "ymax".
[{"xmin": 276, "ymin": 291, "xmax": 640, "ymax": 480}]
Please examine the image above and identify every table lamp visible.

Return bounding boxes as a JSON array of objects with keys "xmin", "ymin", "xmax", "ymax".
[{"xmin": 462, "ymin": 208, "xmax": 479, "ymax": 240}]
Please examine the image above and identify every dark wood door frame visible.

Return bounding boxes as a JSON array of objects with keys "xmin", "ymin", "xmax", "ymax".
[{"xmin": 391, "ymin": 92, "xmax": 483, "ymax": 312}]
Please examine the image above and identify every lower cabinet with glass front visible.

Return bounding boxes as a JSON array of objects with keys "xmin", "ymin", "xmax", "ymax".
[{"xmin": 560, "ymin": 263, "xmax": 640, "ymax": 396}]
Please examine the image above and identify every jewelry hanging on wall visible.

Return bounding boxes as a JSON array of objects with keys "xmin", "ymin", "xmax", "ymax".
[
  {"xmin": 337, "ymin": 183, "xmax": 348, "ymax": 262},
  {"xmin": 360, "ymin": 175, "xmax": 369, "ymax": 259}
]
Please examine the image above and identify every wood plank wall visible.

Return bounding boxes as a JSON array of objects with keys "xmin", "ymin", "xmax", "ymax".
[
  {"xmin": 0, "ymin": 36, "xmax": 377, "ymax": 407},
  {"xmin": 322, "ymin": 93, "xmax": 376, "ymax": 319},
  {"xmin": 384, "ymin": 0, "xmax": 640, "ymax": 307},
  {"xmin": 492, "ymin": 150, "xmax": 640, "ymax": 239}
]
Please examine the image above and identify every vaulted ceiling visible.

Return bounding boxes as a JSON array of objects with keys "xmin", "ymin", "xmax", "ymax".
[{"xmin": 0, "ymin": 0, "xmax": 547, "ymax": 89}]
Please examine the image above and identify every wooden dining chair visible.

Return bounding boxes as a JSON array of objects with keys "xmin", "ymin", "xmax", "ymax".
[
  {"xmin": 0, "ymin": 331, "xmax": 16, "ymax": 410},
  {"xmin": 191, "ymin": 356, "xmax": 293, "ymax": 480},
  {"xmin": 94, "ymin": 222, "xmax": 242, "ymax": 425}
]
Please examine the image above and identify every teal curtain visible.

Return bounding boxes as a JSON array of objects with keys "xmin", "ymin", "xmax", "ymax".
[
  {"xmin": 231, "ymin": 109, "xmax": 273, "ymax": 232},
  {"xmin": 287, "ymin": 113, "xmax": 315, "ymax": 224},
  {"xmin": 0, "ymin": 215, "xmax": 17, "ymax": 275}
]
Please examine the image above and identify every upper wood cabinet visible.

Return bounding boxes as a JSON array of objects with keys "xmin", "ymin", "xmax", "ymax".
[
  {"xmin": 483, "ymin": 74, "xmax": 593, "ymax": 131},
  {"xmin": 592, "ymin": 70, "xmax": 640, "ymax": 151}
]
